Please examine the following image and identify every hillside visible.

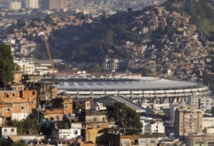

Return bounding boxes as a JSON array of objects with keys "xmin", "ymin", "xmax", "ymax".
[
  {"xmin": 165, "ymin": 0, "xmax": 214, "ymax": 40},
  {"xmin": 67, "ymin": 0, "xmax": 166, "ymax": 10},
  {"xmin": 45, "ymin": 10, "xmax": 148, "ymax": 63}
]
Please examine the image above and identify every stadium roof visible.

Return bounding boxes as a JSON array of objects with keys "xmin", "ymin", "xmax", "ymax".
[{"xmin": 57, "ymin": 77, "xmax": 204, "ymax": 90}]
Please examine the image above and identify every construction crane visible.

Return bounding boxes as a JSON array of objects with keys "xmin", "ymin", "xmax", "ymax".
[
  {"xmin": 43, "ymin": 34, "xmax": 57, "ymax": 102},
  {"xmin": 43, "ymin": 34, "xmax": 55, "ymax": 76}
]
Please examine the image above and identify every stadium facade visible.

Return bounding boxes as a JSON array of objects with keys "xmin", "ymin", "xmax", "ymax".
[{"xmin": 57, "ymin": 77, "xmax": 211, "ymax": 104}]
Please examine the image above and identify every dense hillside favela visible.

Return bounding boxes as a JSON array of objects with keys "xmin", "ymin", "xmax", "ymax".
[{"xmin": 0, "ymin": 0, "xmax": 214, "ymax": 146}]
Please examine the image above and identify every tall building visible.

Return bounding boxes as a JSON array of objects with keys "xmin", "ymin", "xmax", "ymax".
[
  {"xmin": 9, "ymin": 1, "xmax": 22, "ymax": 10},
  {"xmin": 174, "ymin": 106, "xmax": 203, "ymax": 138},
  {"xmin": 41, "ymin": 0, "xmax": 66, "ymax": 10},
  {"xmin": 188, "ymin": 94, "xmax": 214, "ymax": 111},
  {"xmin": 26, "ymin": 0, "xmax": 39, "ymax": 9}
]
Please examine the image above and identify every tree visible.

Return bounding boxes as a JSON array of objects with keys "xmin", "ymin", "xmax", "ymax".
[
  {"xmin": 8, "ymin": 112, "xmax": 41, "ymax": 135},
  {"xmin": 45, "ymin": 15, "xmax": 53, "ymax": 24},
  {"xmin": 89, "ymin": 63, "xmax": 101, "ymax": 72},
  {"xmin": 107, "ymin": 102, "xmax": 142, "ymax": 132},
  {"xmin": 11, "ymin": 141, "xmax": 27, "ymax": 146},
  {"xmin": 15, "ymin": 63, "xmax": 21, "ymax": 71},
  {"xmin": 16, "ymin": 19, "xmax": 25, "ymax": 28},
  {"xmin": 128, "ymin": 8, "xmax": 133, "ymax": 13},
  {"xmin": 75, "ymin": 12, "xmax": 87, "ymax": 20},
  {"xmin": 0, "ymin": 44, "xmax": 15, "ymax": 89}
]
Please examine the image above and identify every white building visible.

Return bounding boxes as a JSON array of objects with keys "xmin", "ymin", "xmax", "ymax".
[
  {"xmin": 170, "ymin": 103, "xmax": 180, "ymax": 122},
  {"xmin": 92, "ymin": 102, "xmax": 107, "ymax": 111},
  {"xmin": 9, "ymin": 2, "xmax": 21, "ymax": 10},
  {"xmin": 141, "ymin": 117, "xmax": 165, "ymax": 133},
  {"xmin": 199, "ymin": 97, "xmax": 213, "ymax": 111},
  {"xmin": 1, "ymin": 127, "xmax": 17, "ymax": 137},
  {"xmin": 51, "ymin": 122, "xmax": 82, "ymax": 139},
  {"xmin": 202, "ymin": 116, "xmax": 214, "ymax": 130},
  {"xmin": 204, "ymin": 127, "xmax": 214, "ymax": 134},
  {"xmin": 26, "ymin": 0, "xmax": 39, "ymax": 9},
  {"xmin": 14, "ymin": 58, "xmax": 35, "ymax": 75},
  {"xmin": 102, "ymin": 58, "xmax": 119, "ymax": 72},
  {"xmin": 14, "ymin": 58, "xmax": 58, "ymax": 75},
  {"xmin": 12, "ymin": 113, "xmax": 29, "ymax": 121},
  {"xmin": 23, "ymin": 64, "xmax": 35, "ymax": 75},
  {"xmin": 34, "ymin": 60, "xmax": 57, "ymax": 75},
  {"xmin": 188, "ymin": 94, "xmax": 213, "ymax": 111},
  {"xmin": 187, "ymin": 94, "xmax": 200, "ymax": 107}
]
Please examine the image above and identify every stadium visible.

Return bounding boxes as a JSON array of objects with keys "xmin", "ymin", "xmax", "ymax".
[{"xmin": 57, "ymin": 77, "xmax": 211, "ymax": 103}]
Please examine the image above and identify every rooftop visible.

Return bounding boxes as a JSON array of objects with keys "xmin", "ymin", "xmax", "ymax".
[{"xmin": 57, "ymin": 77, "xmax": 204, "ymax": 90}]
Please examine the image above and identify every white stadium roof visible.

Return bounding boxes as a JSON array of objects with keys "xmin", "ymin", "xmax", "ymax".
[{"xmin": 57, "ymin": 77, "xmax": 204, "ymax": 90}]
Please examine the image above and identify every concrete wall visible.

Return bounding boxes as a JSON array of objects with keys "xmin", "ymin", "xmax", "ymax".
[{"xmin": 1, "ymin": 127, "xmax": 17, "ymax": 136}]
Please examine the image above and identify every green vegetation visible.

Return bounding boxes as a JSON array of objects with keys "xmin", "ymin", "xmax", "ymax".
[
  {"xmin": 107, "ymin": 102, "xmax": 142, "ymax": 132},
  {"xmin": 165, "ymin": 0, "xmax": 214, "ymax": 40},
  {"xmin": 63, "ymin": 11, "xmax": 145, "ymax": 63},
  {"xmin": 45, "ymin": 15, "xmax": 53, "ymax": 24},
  {"xmin": 74, "ymin": 12, "xmax": 88, "ymax": 20},
  {"xmin": 0, "ymin": 44, "xmax": 15, "ymax": 89},
  {"xmin": 87, "ymin": 63, "xmax": 102, "ymax": 72},
  {"xmin": 7, "ymin": 112, "xmax": 41, "ymax": 135},
  {"xmin": 203, "ymin": 71, "xmax": 214, "ymax": 91},
  {"xmin": 11, "ymin": 141, "xmax": 28, "ymax": 146},
  {"xmin": 131, "ymin": 66, "xmax": 152, "ymax": 76},
  {"xmin": 16, "ymin": 19, "xmax": 25, "ymax": 28}
]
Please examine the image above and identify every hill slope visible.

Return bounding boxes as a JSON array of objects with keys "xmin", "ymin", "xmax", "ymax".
[{"xmin": 165, "ymin": 0, "xmax": 214, "ymax": 40}]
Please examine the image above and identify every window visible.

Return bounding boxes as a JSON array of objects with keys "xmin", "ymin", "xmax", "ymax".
[
  {"xmin": 32, "ymin": 91, "xmax": 35, "ymax": 95},
  {"xmin": 7, "ymin": 108, "xmax": 10, "ymax": 112},
  {"xmin": 74, "ymin": 130, "xmax": 78, "ymax": 134},
  {"xmin": 94, "ymin": 118, "xmax": 97, "ymax": 122},
  {"xmin": 4, "ymin": 129, "xmax": 7, "ymax": 132},
  {"xmin": 87, "ymin": 102, "xmax": 90, "ymax": 107},
  {"xmin": 97, "ymin": 125, "xmax": 100, "ymax": 128},
  {"xmin": 21, "ymin": 106, "xmax": 25, "ymax": 110},
  {"xmin": 11, "ymin": 129, "xmax": 14, "ymax": 132}
]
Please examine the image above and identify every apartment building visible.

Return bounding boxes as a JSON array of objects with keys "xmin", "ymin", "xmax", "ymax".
[
  {"xmin": 44, "ymin": 98, "xmax": 73, "ymax": 121},
  {"xmin": 0, "ymin": 90, "xmax": 37, "ymax": 121},
  {"xmin": 41, "ymin": 0, "xmax": 66, "ymax": 10},
  {"xmin": 188, "ymin": 94, "xmax": 214, "ymax": 111},
  {"xmin": 51, "ymin": 121, "xmax": 82, "ymax": 139},
  {"xmin": 83, "ymin": 111, "xmax": 109, "ymax": 143},
  {"xmin": 9, "ymin": 2, "xmax": 21, "ymax": 10},
  {"xmin": 187, "ymin": 94, "xmax": 213, "ymax": 111},
  {"xmin": 26, "ymin": 0, "xmax": 39, "ymax": 9},
  {"xmin": 174, "ymin": 106, "xmax": 203, "ymax": 138},
  {"xmin": 141, "ymin": 117, "xmax": 165, "ymax": 134},
  {"xmin": 199, "ymin": 97, "xmax": 214, "ymax": 111}
]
